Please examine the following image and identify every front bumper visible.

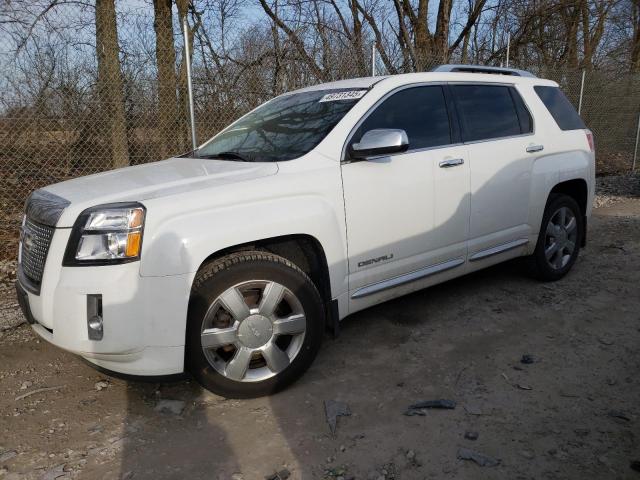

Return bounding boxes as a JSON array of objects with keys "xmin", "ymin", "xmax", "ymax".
[{"xmin": 16, "ymin": 250, "xmax": 194, "ymax": 376}]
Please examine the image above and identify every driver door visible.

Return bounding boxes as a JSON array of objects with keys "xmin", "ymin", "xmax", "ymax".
[{"xmin": 340, "ymin": 84, "xmax": 470, "ymax": 305}]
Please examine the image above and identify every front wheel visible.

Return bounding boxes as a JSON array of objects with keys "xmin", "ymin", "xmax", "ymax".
[
  {"xmin": 186, "ymin": 251, "xmax": 325, "ymax": 398},
  {"xmin": 527, "ymin": 194, "xmax": 584, "ymax": 281}
]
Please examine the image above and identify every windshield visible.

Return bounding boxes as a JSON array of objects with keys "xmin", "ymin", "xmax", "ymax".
[{"xmin": 195, "ymin": 89, "xmax": 367, "ymax": 162}]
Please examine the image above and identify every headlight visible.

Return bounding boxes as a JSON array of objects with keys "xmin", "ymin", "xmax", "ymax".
[{"xmin": 63, "ymin": 203, "xmax": 146, "ymax": 266}]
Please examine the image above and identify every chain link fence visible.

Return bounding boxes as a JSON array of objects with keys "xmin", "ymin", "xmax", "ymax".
[{"xmin": 1, "ymin": 3, "xmax": 639, "ymax": 261}]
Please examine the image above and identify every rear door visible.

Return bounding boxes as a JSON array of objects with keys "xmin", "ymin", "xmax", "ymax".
[
  {"xmin": 341, "ymin": 84, "xmax": 470, "ymax": 303},
  {"xmin": 451, "ymin": 83, "xmax": 539, "ymax": 262}
]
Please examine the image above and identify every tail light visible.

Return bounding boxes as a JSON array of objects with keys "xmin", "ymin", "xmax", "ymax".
[{"xmin": 585, "ymin": 130, "xmax": 595, "ymax": 153}]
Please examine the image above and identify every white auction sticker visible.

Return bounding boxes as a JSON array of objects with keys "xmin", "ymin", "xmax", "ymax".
[{"xmin": 319, "ymin": 90, "xmax": 367, "ymax": 102}]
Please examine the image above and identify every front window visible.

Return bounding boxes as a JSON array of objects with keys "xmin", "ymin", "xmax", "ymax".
[{"xmin": 196, "ymin": 89, "xmax": 367, "ymax": 162}]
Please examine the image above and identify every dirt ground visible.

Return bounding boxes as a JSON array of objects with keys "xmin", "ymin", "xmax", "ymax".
[{"xmin": 1, "ymin": 176, "xmax": 639, "ymax": 480}]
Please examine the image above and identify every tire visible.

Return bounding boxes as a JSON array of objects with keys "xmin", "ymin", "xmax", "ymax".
[
  {"xmin": 186, "ymin": 250, "xmax": 325, "ymax": 398},
  {"xmin": 526, "ymin": 194, "xmax": 584, "ymax": 281}
]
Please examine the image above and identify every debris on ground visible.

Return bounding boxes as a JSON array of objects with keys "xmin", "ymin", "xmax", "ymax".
[
  {"xmin": 559, "ymin": 390, "xmax": 580, "ymax": 398},
  {"xmin": 154, "ymin": 399, "xmax": 186, "ymax": 415},
  {"xmin": 516, "ymin": 384, "xmax": 533, "ymax": 391},
  {"xmin": 94, "ymin": 380, "xmax": 110, "ymax": 391},
  {"xmin": 520, "ymin": 354, "xmax": 537, "ymax": 364},
  {"xmin": 0, "ymin": 450, "xmax": 17, "ymax": 462},
  {"xmin": 41, "ymin": 463, "xmax": 68, "ymax": 480},
  {"xmin": 457, "ymin": 447, "xmax": 501, "ymax": 467},
  {"xmin": 14, "ymin": 385, "xmax": 64, "ymax": 401},
  {"xmin": 607, "ymin": 410, "xmax": 631, "ymax": 422},
  {"xmin": 463, "ymin": 403, "xmax": 487, "ymax": 416},
  {"xmin": 404, "ymin": 399, "xmax": 456, "ymax": 416},
  {"xmin": 265, "ymin": 468, "xmax": 291, "ymax": 480},
  {"xmin": 464, "ymin": 431, "xmax": 479, "ymax": 441},
  {"xmin": 519, "ymin": 450, "xmax": 535, "ymax": 459},
  {"xmin": 324, "ymin": 400, "xmax": 351, "ymax": 435},
  {"xmin": 323, "ymin": 465, "xmax": 351, "ymax": 478}
]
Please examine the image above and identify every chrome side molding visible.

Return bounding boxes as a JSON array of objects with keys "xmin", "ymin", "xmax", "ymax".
[
  {"xmin": 469, "ymin": 238, "xmax": 529, "ymax": 262},
  {"xmin": 351, "ymin": 257, "xmax": 465, "ymax": 299}
]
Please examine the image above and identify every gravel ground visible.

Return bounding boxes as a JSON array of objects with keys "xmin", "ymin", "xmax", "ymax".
[{"xmin": 0, "ymin": 174, "xmax": 639, "ymax": 479}]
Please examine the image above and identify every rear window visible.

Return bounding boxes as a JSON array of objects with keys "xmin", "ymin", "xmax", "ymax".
[
  {"xmin": 452, "ymin": 85, "xmax": 523, "ymax": 142},
  {"xmin": 534, "ymin": 86, "xmax": 585, "ymax": 131}
]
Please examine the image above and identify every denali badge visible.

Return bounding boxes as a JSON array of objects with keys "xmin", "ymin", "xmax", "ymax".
[{"xmin": 358, "ymin": 254, "xmax": 394, "ymax": 268}]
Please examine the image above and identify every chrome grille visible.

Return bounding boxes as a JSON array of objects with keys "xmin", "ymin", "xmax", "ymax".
[{"xmin": 20, "ymin": 218, "xmax": 54, "ymax": 284}]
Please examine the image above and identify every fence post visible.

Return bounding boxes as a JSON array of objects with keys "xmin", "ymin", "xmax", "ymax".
[
  {"xmin": 506, "ymin": 34, "xmax": 510, "ymax": 68},
  {"xmin": 578, "ymin": 69, "xmax": 585, "ymax": 115},
  {"xmin": 371, "ymin": 43, "xmax": 376, "ymax": 77},
  {"xmin": 183, "ymin": 16, "xmax": 197, "ymax": 151},
  {"xmin": 633, "ymin": 111, "xmax": 640, "ymax": 173}
]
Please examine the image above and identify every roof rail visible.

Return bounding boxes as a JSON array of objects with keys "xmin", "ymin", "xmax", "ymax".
[{"xmin": 431, "ymin": 64, "xmax": 537, "ymax": 78}]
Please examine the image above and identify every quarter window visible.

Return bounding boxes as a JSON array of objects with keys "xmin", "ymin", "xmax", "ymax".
[
  {"xmin": 534, "ymin": 86, "xmax": 585, "ymax": 131},
  {"xmin": 453, "ymin": 85, "xmax": 523, "ymax": 142},
  {"xmin": 353, "ymin": 86, "xmax": 451, "ymax": 151}
]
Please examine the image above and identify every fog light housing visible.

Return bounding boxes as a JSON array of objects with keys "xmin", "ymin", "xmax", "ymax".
[{"xmin": 87, "ymin": 294, "xmax": 103, "ymax": 341}]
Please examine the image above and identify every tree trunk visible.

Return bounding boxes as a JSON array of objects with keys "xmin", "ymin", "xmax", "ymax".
[
  {"xmin": 153, "ymin": 0, "xmax": 179, "ymax": 158},
  {"xmin": 461, "ymin": 28, "xmax": 470, "ymax": 63},
  {"xmin": 95, "ymin": 0, "xmax": 129, "ymax": 168},
  {"xmin": 561, "ymin": 0, "xmax": 580, "ymax": 68},
  {"xmin": 434, "ymin": 0, "xmax": 453, "ymax": 63},
  {"xmin": 349, "ymin": 0, "xmax": 367, "ymax": 76},
  {"xmin": 632, "ymin": 0, "xmax": 640, "ymax": 73},
  {"xmin": 413, "ymin": 0, "xmax": 431, "ymax": 69}
]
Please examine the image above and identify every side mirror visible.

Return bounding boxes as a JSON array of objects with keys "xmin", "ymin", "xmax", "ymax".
[{"xmin": 350, "ymin": 129, "xmax": 409, "ymax": 160}]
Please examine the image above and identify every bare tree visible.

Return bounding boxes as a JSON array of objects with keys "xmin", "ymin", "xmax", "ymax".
[
  {"xmin": 630, "ymin": 0, "xmax": 640, "ymax": 71},
  {"xmin": 153, "ymin": 0, "xmax": 179, "ymax": 158},
  {"xmin": 95, "ymin": 0, "xmax": 129, "ymax": 168}
]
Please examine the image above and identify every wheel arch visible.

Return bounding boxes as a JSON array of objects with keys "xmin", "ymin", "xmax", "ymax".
[
  {"xmin": 548, "ymin": 178, "xmax": 588, "ymax": 247},
  {"xmin": 549, "ymin": 178, "xmax": 588, "ymax": 216},
  {"xmin": 192, "ymin": 234, "xmax": 338, "ymax": 335}
]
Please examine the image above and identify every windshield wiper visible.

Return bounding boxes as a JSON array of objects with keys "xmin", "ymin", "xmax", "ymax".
[{"xmin": 196, "ymin": 150, "xmax": 254, "ymax": 162}]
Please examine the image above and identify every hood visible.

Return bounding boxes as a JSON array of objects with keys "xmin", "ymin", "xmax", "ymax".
[{"xmin": 40, "ymin": 157, "xmax": 278, "ymax": 227}]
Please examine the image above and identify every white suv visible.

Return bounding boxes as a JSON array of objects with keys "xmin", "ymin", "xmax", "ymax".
[{"xmin": 16, "ymin": 65, "xmax": 595, "ymax": 398}]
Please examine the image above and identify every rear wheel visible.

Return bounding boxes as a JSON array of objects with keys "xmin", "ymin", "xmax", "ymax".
[
  {"xmin": 527, "ymin": 194, "xmax": 583, "ymax": 281},
  {"xmin": 186, "ymin": 251, "xmax": 324, "ymax": 398}
]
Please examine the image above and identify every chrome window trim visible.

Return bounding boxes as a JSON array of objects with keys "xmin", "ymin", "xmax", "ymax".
[
  {"xmin": 462, "ymin": 132, "xmax": 535, "ymax": 146},
  {"xmin": 350, "ymin": 257, "xmax": 464, "ymax": 299}
]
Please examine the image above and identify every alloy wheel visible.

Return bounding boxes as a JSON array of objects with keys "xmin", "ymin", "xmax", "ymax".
[
  {"xmin": 544, "ymin": 206, "xmax": 578, "ymax": 270},
  {"xmin": 200, "ymin": 280, "xmax": 307, "ymax": 382}
]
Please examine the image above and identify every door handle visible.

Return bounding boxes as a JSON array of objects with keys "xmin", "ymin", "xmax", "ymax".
[
  {"xmin": 439, "ymin": 158, "xmax": 464, "ymax": 168},
  {"xmin": 526, "ymin": 144, "xmax": 544, "ymax": 153}
]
